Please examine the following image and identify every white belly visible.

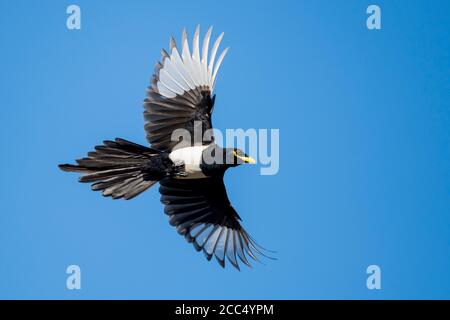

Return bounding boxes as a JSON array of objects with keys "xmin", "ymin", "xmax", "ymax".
[{"xmin": 169, "ymin": 146, "xmax": 209, "ymax": 178}]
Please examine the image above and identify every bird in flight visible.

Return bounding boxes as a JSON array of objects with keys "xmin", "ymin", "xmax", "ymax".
[{"xmin": 59, "ymin": 26, "xmax": 273, "ymax": 270}]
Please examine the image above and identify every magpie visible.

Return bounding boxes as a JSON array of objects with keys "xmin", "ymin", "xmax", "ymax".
[{"xmin": 59, "ymin": 26, "xmax": 273, "ymax": 270}]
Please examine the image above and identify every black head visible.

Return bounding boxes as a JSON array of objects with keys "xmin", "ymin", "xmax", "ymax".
[{"xmin": 200, "ymin": 146, "xmax": 256, "ymax": 176}]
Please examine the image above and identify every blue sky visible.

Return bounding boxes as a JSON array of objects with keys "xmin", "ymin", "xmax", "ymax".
[{"xmin": 0, "ymin": 0, "xmax": 449, "ymax": 299}]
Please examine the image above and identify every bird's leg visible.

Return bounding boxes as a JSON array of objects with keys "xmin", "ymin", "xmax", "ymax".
[
  {"xmin": 170, "ymin": 163, "xmax": 188, "ymax": 177},
  {"xmin": 173, "ymin": 171, "xmax": 189, "ymax": 177}
]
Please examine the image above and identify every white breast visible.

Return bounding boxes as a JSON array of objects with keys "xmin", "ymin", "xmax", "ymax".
[{"xmin": 169, "ymin": 146, "xmax": 209, "ymax": 177}]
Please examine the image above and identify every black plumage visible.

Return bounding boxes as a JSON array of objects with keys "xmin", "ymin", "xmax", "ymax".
[
  {"xmin": 159, "ymin": 177, "xmax": 268, "ymax": 269},
  {"xmin": 59, "ymin": 26, "xmax": 273, "ymax": 270},
  {"xmin": 144, "ymin": 88, "xmax": 215, "ymax": 151}
]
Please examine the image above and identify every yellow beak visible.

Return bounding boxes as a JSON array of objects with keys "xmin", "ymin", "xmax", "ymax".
[
  {"xmin": 233, "ymin": 150, "xmax": 256, "ymax": 164},
  {"xmin": 238, "ymin": 155, "xmax": 256, "ymax": 164}
]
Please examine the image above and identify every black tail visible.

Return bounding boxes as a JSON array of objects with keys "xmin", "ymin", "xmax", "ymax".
[{"xmin": 59, "ymin": 138, "xmax": 163, "ymax": 200}]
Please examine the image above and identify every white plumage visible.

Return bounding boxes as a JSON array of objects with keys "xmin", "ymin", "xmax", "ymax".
[
  {"xmin": 156, "ymin": 26, "xmax": 229, "ymax": 99},
  {"xmin": 169, "ymin": 146, "xmax": 209, "ymax": 178}
]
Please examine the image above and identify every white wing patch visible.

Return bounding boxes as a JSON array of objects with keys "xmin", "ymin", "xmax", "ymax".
[{"xmin": 156, "ymin": 26, "xmax": 229, "ymax": 98}]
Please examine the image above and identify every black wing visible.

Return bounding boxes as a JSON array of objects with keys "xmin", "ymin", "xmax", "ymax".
[
  {"xmin": 144, "ymin": 26, "xmax": 228, "ymax": 151},
  {"xmin": 159, "ymin": 177, "xmax": 270, "ymax": 270}
]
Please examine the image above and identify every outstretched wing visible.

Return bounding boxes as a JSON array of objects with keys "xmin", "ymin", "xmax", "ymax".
[
  {"xmin": 144, "ymin": 26, "xmax": 229, "ymax": 151},
  {"xmin": 159, "ymin": 177, "xmax": 271, "ymax": 270}
]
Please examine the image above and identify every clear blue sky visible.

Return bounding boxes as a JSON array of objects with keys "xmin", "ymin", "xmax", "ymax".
[{"xmin": 0, "ymin": 0, "xmax": 449, "ymax": 299}]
